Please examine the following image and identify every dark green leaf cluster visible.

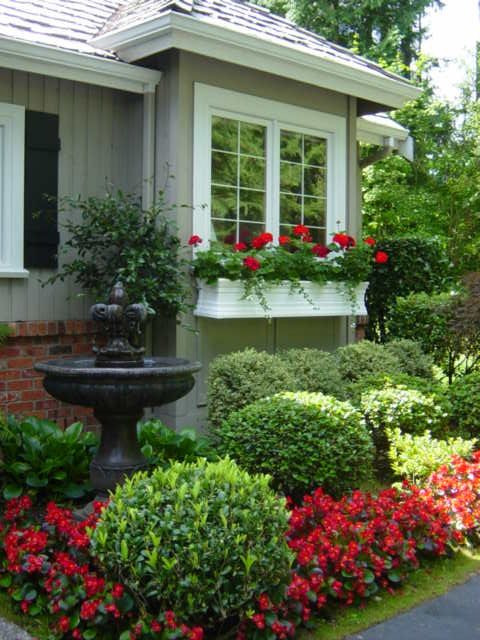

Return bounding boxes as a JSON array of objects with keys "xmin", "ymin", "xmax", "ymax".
[
  {"xmin": 138, "ymin": 419, "xmax": 216, "ymax": 466},
  {"xmin": 214, "ymin": 392, "xmax": 374, "ymax": 499},
  {"xmin": 0, "ymin": 324, "xmax": 12, "ymax": 346},
  {"xmin": 365, "ymin": 236, "xmax": 452, "ymax": 342},
  {"xmin": 334, "ymin": 340, "xmax": 404, "ymax": 383},
  {"xmin": 45, "ymin": 190, "xmax": 190, "ymax": 317},
  {"xmin": 0, "ymin": 415, "xmax": 98, "ymax": 501},
  {"xmin": 91, "ymin": 458, "xmax": 293, "ymax": 627},
  {"xmin": 277, "ymin": 348, "xmax": 347, "ymax": 399},
  {"xmin": 448, "ymin": 371, "xmax": 480, "ymax": 439}
]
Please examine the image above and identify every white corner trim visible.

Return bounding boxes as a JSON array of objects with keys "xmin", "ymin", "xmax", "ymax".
[
  {"xmin": 357, "ymin": 114, "xmax": 409, "ymax": 145},
  {"xmin": 0, "ymin": 37, "xmax": 162, "ymax": 94},
  {"xmin": 91, "ymin": 12, "xmax": 420, "ymax": 108},
  {"xmin": 0, "ymin": 103, "xmax": 27, "ymax": 279}
]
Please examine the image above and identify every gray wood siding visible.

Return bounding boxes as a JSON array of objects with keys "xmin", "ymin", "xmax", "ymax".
[{"xmin": 0, "ymin": 70, "xmax": 143, "ymax": 322}]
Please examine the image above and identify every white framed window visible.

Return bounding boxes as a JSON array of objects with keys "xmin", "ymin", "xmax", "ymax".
[
  {"xmin": 0, "ymin": 103, "xmax": 27, "ymax": 278},
  {"xmin": 193, "ymin": 83, "xmax": 346, "ymax": 246}
]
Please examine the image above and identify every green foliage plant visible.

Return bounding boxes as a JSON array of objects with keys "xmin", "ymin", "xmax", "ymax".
[
  {"xmin": 0, "ymin": 416, "xmax": 97, "ymax": 500},
  {"xmin": 334, "ymin": 340, "xmax": 403, "ymax": 384},
  {"xmin": 448, "ymin": 371, "xmax": 480, "ymax": 438},
  {"xmin": 365, "ymin": 237, "xmax": 452, "ymax": 343},
  {"xmin": 348, "ymin": 371, "xmax": 447, "ymax": 408},
  {"xmin": 137, "ymin": 419, "xmax": 215, "ymax": 466},
  {"xmin": 387, "ymin": 428, "xmax": 477, "ymax": 484},
  {"xmin": 91, "ymin": 458, "xmax": 293, "ymax": 627},
  {"xmin": 387, "ymin": 291, "xmax": 460, "ymax": 382},
  {"xmin": 0, "ymin": 324, "xmax": 12, "ymax": 346},
  {"xmin": 214, "ymin": 391, "xmax": 374, "ymax": 498},
  {"xmin": 207, "ymin": 348, "xmax": 295, "ymax": 429},
  {"xmin": 46, "ymin": 190, "xmax": 190, "ymax": 317},
  {"xmin": 383, "ymin": 339, "xmax": 435, "ymax": 379},
  {"xmin": 361, "ymin": 385, "xmax": 450, "ymax": 477},
  {"xmin": 277, "ymin": 348, "xmax": 346, "ymax": 399}
]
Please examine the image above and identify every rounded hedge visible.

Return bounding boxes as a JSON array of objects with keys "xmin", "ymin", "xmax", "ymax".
[
  {"xmin": 207, "ymin": 348, "xmax": 295, "ymax": 429},
  {"xmin": 334, "ymin": 340, "xmax": 403, "ymax": 384},
  {"xmin": 90, "ymin": 458, "xmax": 292, "ymax": 627},
  {"xmin": 215, "ymin": 391, "xmax": 374, "ymax": 498},
  {"xmin": 448, "ymin": 371, "xmax": 480, "ymax": 438},
  {"xmin": 383, "ymin": 339, "xmax": 435, "ymax": 379},
  {"xmin": 277, "ymin": 348, "xmax": 346, "ymax": 399},
  {"xmin": 361, "ymin": 385, "xmax": 450, "ymax": 477}
]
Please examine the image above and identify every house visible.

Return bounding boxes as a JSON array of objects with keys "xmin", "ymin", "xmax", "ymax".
[{"xmin": 0, "ymin": 0, "xmax": 419, "ymax": 428}]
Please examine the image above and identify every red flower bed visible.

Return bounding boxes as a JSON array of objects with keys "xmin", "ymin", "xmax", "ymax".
[{"xmin": 1, "ymin": 456, "xmax": 479, "ymax": 639}]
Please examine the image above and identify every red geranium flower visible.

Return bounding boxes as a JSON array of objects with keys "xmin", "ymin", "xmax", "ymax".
[
  {"xmin": 333, "ymin": 233, "xmax": 356, "ymax": 248},
  {"xmin": 279, "ymin": 235, "xmax": 291, "ymax": 245},
  {"xmin": 188, "ymin": 235, "xmax": 202, "ymax": 246},
  {"xmin": 375, "ymin": 251, "xmax": 389, "ymax": 264},
  {"xmin": 243, "ymin": 256, "xmax": 261, "ymax": 271},
  {"xmin": 252, "ymin": 232, "xmax": 273, "ymax": 249},
  {"xmin": 364, "ymin": 236, "xmax": 376, "ymax": 246},
  {"xmin": 234, "ymin": 242, "xmax": 248, "ymax": 252},
  {"xmin": 312, "ymin": 244, "xmax": 330, "ymax": 258},
  {"xmin": 293, "ymin": 224, "xmax": 309, "ymax": 238}
]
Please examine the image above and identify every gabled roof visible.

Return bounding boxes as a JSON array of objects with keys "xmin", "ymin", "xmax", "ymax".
[
  {"xmin": 98, "ymin": 0, "xmax": 410, "ymax": 91},
  {"xmin": 0, "ymin": 0, "xmax": 118, "ymax": 56},
  {"xmin": 0, "ymin": 0, "xmax": 420, "ymax": 107}
]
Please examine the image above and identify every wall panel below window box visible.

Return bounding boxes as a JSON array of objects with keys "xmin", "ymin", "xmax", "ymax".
[{"xmin": 194, "ymin": 279, "xmax": 367, "ymax": 319}]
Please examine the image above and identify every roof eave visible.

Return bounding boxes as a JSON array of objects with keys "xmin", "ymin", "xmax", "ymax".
[
  {"xmin": 0, "ymin": 36, "xmax": 162, "ymax": 94},
  {"xmin": 91, "ymin": 12, "xmax": 421, "ymax": 108}
]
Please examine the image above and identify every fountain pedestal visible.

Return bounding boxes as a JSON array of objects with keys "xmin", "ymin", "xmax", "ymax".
[{"xmin": 35, "ymin": 283, "xmax": 201, "ymax": 498}]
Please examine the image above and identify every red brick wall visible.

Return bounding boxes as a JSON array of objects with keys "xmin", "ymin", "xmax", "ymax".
[
  {"xmin": 0, "ymin": 321, "xmax": 99, "ymax": 428},
  {"xmin": 355, "ymin": 315, "xmax": 369, "ymax": 342}
]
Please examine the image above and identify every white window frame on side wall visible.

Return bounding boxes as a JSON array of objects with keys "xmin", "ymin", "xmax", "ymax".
[
  {"xmin": 193, "ymin": 82, "xmax": 347, "ymax": 247},
  {"xmin": 0, "ymin": 103, "xmax": 27, "ymax": 278}
]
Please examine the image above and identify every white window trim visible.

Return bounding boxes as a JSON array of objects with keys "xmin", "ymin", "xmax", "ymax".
[
  {"xmin": 0, "ymin": 103, "xmax": 28, "ymax": 278},
  {"xmin": 193, "ymin": 82, "xmax": 346, "ymax": 247}
]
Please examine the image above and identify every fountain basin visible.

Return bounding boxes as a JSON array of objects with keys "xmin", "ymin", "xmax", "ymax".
[
  {"xmin": 35, "ymin": 357, "xmax": 202, "ymax": 411},
  {"xmin": 35, "ymin": 356, "xmax": 202, "ymax": 496}
]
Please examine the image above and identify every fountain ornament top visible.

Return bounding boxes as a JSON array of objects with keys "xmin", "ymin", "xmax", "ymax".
[{"xmin": 91, "ymin": 282, "xmax": 148, "ymax": 368}]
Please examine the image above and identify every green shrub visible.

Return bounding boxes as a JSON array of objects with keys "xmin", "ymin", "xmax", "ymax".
[
  {"xmin": 348, "ymin": 372, "xmax": 446, "ymax": 407},
  {"xmin": 91, "ymin": 458, "xmax": 292, "ymax": 626},
  {"xmin": 387, "ymin": 292, "xmax": 458, "ymax": 381},
  {"xmin": 448, "ymin": 371, "xmax": 480, "ymax": 438},
  {"xmin": 138, "ymin": 419, "xmax": 215, "ymax": 466},
  {"xmin": 388, "ymin": 428, "xmax": 476, "ymax": 483},
  {"xmin": 334, "ymin": 340, "xmax": 403, "ymax": 384},
  {"xmin": 207, "ymin": 348, "xmax": 295, "ymax": 429},
  {"xmin": 277, "ymin": 348, "xmax": 346, "ymax": 399},
  {"xmin": 0, "ymin": 324, "xmax": 12, "ymax": 345},
  {"xmin": 365, "ymin": 236, "xmax": 452, "ymax": 342},
  {"xmin": 0, "ymin": 415, "xmax": 97, "ymax": 500},
  {"xmin": 214, "ymin": 392, "xmax": 374, "ymax": 498},
  {"xmin": 361, "ymin": 385, "xmax": 450, "ymax": 477},
  {"xmin": 383, "ymin": 339, "xmax": 435, "ymax": 379}
]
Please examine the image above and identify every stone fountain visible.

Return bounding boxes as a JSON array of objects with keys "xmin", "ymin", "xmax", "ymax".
[{"xmin": 35, "ymin": 283, "xmax": 201, "ymax": 497}]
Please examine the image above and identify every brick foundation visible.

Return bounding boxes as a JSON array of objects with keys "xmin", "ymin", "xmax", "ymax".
[{"xmin": 0, "ymin": 320, "xmax": 99, "ymax": 428}]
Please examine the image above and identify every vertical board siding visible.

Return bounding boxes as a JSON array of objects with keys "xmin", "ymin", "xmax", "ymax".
[{"xmin": 0, "ymin": 71, "xmax": 143, "ymax": 322}]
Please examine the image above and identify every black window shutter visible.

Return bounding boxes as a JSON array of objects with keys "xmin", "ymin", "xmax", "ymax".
[{"xmin": 24, "ymin": 111, "xmax": 60, "ymax": 269}]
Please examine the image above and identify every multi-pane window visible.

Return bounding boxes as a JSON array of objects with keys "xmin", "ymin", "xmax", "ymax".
[
  {"xmin": 211, "ymin": 116, "xmax": 266, "ymax": 244},
  {"xmin": 194, "ymin": 84, "xmax": 346, "ymax": 247},
  {"xmin": 279, "ymin": 130, "xmax": 327, "ymax": 243}
]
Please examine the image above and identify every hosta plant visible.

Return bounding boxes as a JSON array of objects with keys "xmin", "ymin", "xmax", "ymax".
[{"xmin": 0, "ymin": 415, "xmax": 97, "ymax": 501}]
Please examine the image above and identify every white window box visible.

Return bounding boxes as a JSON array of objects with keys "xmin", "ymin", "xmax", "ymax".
[{"xmin": 194, "ymin": 278, "xmax": 367, "ymax": 319}]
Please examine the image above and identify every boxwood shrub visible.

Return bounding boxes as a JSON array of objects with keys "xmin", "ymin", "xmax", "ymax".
[
  {"xmin": 207, "ymin": 348, "xmax": 295, "ymax": 429},
  {"xmin": 277, "ymin": 348, "xmax": 346, "ymax": 399},
  {"xmin": 334, "ymin": 340, "xmax": 403, "ymax": 384},
  {"xmin": 214, "ymin": 391, "xmax": 374, "ymax": 498},
  {"xmin": 91, "ymin": 458, "xmax": 292, "ymax": 627},
  {"xmin": 383, "ymin": 339, "xmax": 435, "ymax": 379}
]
